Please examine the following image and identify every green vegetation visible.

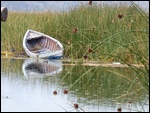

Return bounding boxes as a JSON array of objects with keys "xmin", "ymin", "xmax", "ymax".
[
  {"xmin": 1, "ymin": 2, "xmax": 149, "ymax": 63},
  {"xmin": 1, "ymin": 1, "xmax": 149, "ymax": 98}
]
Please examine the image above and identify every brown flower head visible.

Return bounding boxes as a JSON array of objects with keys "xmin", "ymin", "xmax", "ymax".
[
  {"xmin": 74, "ymin": 103, "xmax": 79, "ymax": 109},
  {"xmin": 83, "ymin": 55, "xmax": 88, "ymax": 60},
  {"xmin": 89, "ymin": 1, "xmax": 92, "ymax": 5},
  {"xmin": 88, "ymin": 49, "xmax": 93, "ymax": 53},
  {"xmin": 53, "ymin": 91, "xmax": 57, "ymax": 95},
  {"xmin": 73, "ymin": 28, "xmax": 78, "ymax": 33},
  {"xmin": 118, "ymin": 14, "xmax": 123, "ymax": 19},
  {"xmin": 63, "ymin": 90, "xmax": 68, "ymax": 94},
  {"xmin": 117, "ymin": 107, "xmax": 122, "ymax": 112}
]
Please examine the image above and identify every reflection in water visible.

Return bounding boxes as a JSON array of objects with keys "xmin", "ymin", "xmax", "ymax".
[
  {"xmin": 1, "ymin": 58, "xmax": 149, "ymax": 112},
  {"xmin": 22, "ymin": 58, "xmax": 62, "ymax": 78}
]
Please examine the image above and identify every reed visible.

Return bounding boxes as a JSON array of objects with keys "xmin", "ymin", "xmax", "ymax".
[
  {"xmin": 1, "ymin": 3, "xmax": 148, "ymax": 63},
  {"xmin": 1, "ymin": 1, "xmax": 149, "ymax": 97}
]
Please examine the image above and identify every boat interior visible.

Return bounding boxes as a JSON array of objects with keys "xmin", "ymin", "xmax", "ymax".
[{"xmin": 25, "ymin": 36, "xmax": 61, "ymax": 53}]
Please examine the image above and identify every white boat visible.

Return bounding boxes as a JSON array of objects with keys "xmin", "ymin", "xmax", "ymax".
[
  {"xmin": 22, "ymin": 58, "xmax": 63, "ymax": 78},
  {"xmin": 23, "ymin": 29, "xmax": 64, "ymax": 59}
]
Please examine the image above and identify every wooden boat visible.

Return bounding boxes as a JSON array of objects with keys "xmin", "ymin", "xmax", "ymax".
[
  {"xmin": 23, "ymin": 29, "xmax": 64, "ymax": 59},
  {"xmin": 1, "ymin": 7, "xmax": 8, "ymax": 22},
  {"xmin": 22, "ymin": 58, "xmax": 62, "ymax": 78}
]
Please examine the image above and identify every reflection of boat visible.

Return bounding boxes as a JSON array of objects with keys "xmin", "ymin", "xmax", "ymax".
[
  {"xmin": 22, "ymin": 58, "xmax": 63, "ymax": 78},
  {"xmin": 23, "ymin": 29, "xmax": 64, "ymax": 59}
]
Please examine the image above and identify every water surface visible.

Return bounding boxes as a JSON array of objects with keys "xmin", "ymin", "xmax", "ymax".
[{"xmin": 1, "ymin": 58, "xmax": 149, "ymax": 112}]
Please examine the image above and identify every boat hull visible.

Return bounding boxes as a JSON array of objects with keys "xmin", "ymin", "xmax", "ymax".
[
  {"xmin": 1, "ymin": 7, "xmax": 8, "ymax": 22},
  {"xmin": 23, "ymin": 29, "xmax": 64, "ymax": 59}
]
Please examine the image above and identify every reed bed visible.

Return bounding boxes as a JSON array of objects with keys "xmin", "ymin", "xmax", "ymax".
[
  {"xmin": 1, "ymin": 1, "xmax": 149, "ymax": 104},
  {"xmin": 1, "ymin": 3, "xmax": 148, "ymax": 63}
]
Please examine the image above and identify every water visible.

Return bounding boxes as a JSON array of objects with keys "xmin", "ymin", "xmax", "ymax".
[{"xmin": 1, "ymin": 58, "xmax": 149, "ymax": 112}]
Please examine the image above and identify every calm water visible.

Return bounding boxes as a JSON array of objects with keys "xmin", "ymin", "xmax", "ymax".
[{"xmin": 1, "ymin": 58, "xmax": 149, "ymax": 112}]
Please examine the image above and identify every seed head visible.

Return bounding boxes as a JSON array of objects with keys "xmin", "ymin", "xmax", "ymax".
[
  {"xmin": 118, "ymin": 14, "xmax": 123, "ymax": 19},
  {"xmin": 83, "ymin": 55, "xmax": 88, "ymax": 60},
  {"xmin": 74, "ymin": 103, "xmax": 79, "ymax": 109},
  {"xmin": 88, "ymin": 49, "xmax": 93, "ymax": 53},
  {"xmin": 117, "ymin": 107, "xmax": 122, "ymax": 112},
  {"xmin": 89, "ymin": 1, "xmax": 92, "ymax": 5},
  {"xmin": 63, "ymin": 90, "xmax": 68, "ymax": 94},
  {"xmin": 73, "ymin": 28, "xmax": 78, "ymax": 33},
  {"xmin": 53, "ymin": 91, "xmax": 57, "ymax": 95}
]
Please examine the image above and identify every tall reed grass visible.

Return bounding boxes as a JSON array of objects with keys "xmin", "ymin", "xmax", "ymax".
[
  {"xmin": 1, "ymin": 2, "xmax": 149, "ymax": 93},
  {"xmin": 1, "ymin": 3, "xmax": 148, "ymax": 63}
]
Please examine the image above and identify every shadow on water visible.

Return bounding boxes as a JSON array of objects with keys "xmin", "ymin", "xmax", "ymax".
[{"xmin": 1, "ymin": 58, "xmax": 149, "ymax": 112}]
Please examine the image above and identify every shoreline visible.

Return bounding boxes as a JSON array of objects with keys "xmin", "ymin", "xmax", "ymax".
[{"xmin": 1, "ymin": 55, "xmax": 145, "ymax": 68}]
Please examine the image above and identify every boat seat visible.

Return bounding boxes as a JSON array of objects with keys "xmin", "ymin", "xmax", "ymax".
[{"xmin": 31, "ymin": 48, "xmax": 51, "ymax": 54}]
